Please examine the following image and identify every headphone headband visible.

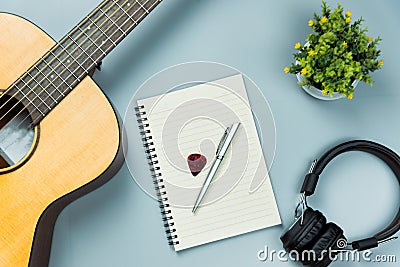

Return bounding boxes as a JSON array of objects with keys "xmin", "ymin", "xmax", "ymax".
[{"xmin": 300, "ymin": 140, "xmax": 400, "ymax": 250}]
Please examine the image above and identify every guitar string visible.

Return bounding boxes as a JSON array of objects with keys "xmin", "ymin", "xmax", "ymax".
[
  {"xmin": 1, "ymin": 0, "xmax": 155, "ymax": 128},
  {"xmin": 0, "ymin": 0, "xmax": 125, "ymax": 124},
  {"xmin": 15, "ymin": 0, "xmax": 158, "ymax": 129},
  {"xmin": 0, "ymin": 0, "xmax": 112, "ymax": 114},
  {"xmin": 13, "ymin": 0, "xmax": 157, "ymax": 128},
  {"xmin": 16, "ymin": 0, "xmax": 155, "ymax": 127},
  {"xmin": 0, "ymin": 0, "xmax": 153, "ymax": 126}
]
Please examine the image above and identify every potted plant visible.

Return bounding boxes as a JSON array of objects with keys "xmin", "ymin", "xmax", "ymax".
[{"xmin": 284, "ymin": 1, "xmax": 384, "ymax": 100}]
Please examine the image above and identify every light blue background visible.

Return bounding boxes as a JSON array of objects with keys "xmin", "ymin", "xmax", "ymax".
[{"xmin": 1, "ymin": 0, "xmax": 399, "ymax": 266}]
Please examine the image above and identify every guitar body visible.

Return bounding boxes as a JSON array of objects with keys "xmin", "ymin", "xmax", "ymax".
[{"xmin": 0, "ymin": 13, "xmax": 123, "ymax": 267}]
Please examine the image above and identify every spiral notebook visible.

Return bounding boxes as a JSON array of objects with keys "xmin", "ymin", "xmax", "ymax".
[{"xmin": 136, "ymin": 74, "xmax": 281, "ymax": 251}]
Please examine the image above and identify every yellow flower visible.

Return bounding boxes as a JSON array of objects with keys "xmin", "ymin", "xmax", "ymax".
[
  {"xmin": 284, "ymin": 67, "xmax": 290, "ymax": 73},
  {"xmin": 342, "ymin": 41, "xmax": 347, "ymax": 47},
  {"xmin": 308, "ymin": 50, "xmax": 316, "ymax": 56},
  {"xmin": 347, "ymin": 94, "xmax": 353, "ymax": 100},
  {"xmin": 308, "ymin": 19, "xmax": 314, "ymax": 27},
  {"xmin": 322, "ymin": 89, "xmax": 328, "ymax": 95},
  {"xmin": 321, "ymin": 16, "xmax": 328, "ymax": 24},
  {"xmin": 346, "ymin": 11, "xmax": 352, "ymax": 17},
  {"xmin": 295, "ymin": 42, "xmax": 301, "ymax": 49},
  {"xmin": 368, "ymin": 37, "xmax": 373, "ymax": 42},
  {"xmin": 346, "ymin": 17, "xmax": 351, "ymax": 23},
  {"xmin": 378, "ymin": 60, "xmax": 384, "ymax": 66},
  {"xmin": 301, "ymin": 68, "xmax": 307, "ymax": 76}
]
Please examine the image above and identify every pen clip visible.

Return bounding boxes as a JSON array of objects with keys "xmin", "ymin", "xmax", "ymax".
[{"xmin": 216, "ymin": 127, "xmax": 230, "ymax": 155}]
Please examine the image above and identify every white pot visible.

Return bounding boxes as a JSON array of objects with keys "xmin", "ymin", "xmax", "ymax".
[{"xmin": 296, "ymin": 73, "xmax": 359, "ymax": 101}]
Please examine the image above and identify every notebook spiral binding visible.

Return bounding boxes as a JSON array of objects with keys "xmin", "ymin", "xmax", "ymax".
[{"xmin": 135, "ymin": 105, "xmax": 179, "ymax": 246}]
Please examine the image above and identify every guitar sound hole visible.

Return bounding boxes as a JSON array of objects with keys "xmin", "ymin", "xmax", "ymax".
[{"xmin": 0, "ymin": 93, "xmax": 35, "ymax": 169}]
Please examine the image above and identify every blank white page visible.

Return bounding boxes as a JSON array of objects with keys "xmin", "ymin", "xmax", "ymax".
[{"xmin": 137, "ymin": 74, "xmax": 281, "ymax": 251}]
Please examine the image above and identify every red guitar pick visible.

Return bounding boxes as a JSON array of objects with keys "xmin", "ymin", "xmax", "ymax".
[{"xmin": 187, "ymin": 154, "xmax": 207, "ymax": 177}]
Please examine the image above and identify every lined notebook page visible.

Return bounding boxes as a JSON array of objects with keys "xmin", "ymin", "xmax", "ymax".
[{"xmin": 137, "ymin": 74, "xmax": 280, "ymax": 251}]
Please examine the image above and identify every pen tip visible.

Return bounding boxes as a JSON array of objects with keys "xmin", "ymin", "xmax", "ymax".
[{"xmin": 192, "ymin": 207, "xmax": 197, "ymax": 213}]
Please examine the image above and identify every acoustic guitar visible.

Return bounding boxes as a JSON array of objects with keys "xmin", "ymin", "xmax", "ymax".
[{"xmin": 0, "ymin": 0, "xmax": 162, "ymax": 266}]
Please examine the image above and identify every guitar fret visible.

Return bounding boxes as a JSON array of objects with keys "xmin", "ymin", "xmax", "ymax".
[
  {"xmin": 124, "ymin": 0, "xmax": 158, "ymax": 33},
  {"xmin": 129, "ymin": 0, "xmax": 159, "ymax": 26},
  {"xmin": 49, "ymin": 51, "xmax": 80, "ymax": 82},
  {"xmin": 66, "ymin": 33, "xmax": 103, "ymax": 74},
  {"xmin": 98, "ymin": 0, "xmax": 161, "ymax": 58},
  {"xmin": 41, "ymin": 53, "xmax": 74, "ymax": 92},
  {"xmin": 41, "ymin": 58, "xmax": 72, "ymax": 91},
  {"xmin": 129, "ymin": 1, "xmax": 149, "ymax": 22},
  {"xmin": 6, "ymin": 0, "xmax": 163, "ymax": 126},
  {"xmin": 137, "ymin": 0, "xmax": 150, "ymax": 13},
  {"xmin": 37, "ymin": 62, "xmax": 76, "ymax": 105},
  {"xmin": 25, "ymin": 72, "xmax": 58, "ymax": 105},
  {"xmin": 33, "ymin": 66, "xmax": 65, "ymax": 97},
  {"xmin": 110, "ymin": 1, "xmax": 137, "ymax": 33},
  {"xmin": 19, "ymin": 70, "xmax": 59, "ymax": 114},
  {"xmin": 12, "ymin": 54, "xmax": 62, "ymax": 112},
  {"xmin": 60, "ymin": 37, "xmax": 93, "ymax": 73},
  {"xmin": 67, "ymin": 35, "xmax": 97, "ymax": 66},
  {"xmin": 14, "ymin": 83, "xmax": 45, "ymax": 116},
  {"xmin": 87, "ymin": 2, "xmax": 116, "ymax": 35},
  {"xmin": 113, "ymin": 1, "xmax": 139, "ymax": 26},
  {"xmin": 88, "ymin": 16, "xmax": 117, "ymax": 47},
  {"xmin": 83, "ymin": 2, "xmax": 125, "ymax": 63},
  {"xmin": 79, "ymin": 9, "xmax": 112, "ymax": 61},
  {"xmin": 98, "ymin": 7, "xmax": 127, "ymax": 38},
  {"xmin": 109, "ymin": 0, "xmax": 154, "ymax": 44},
  {"xmin": 19, "ymin": 78, "xmax": 51, "ymax": 111},
  {"xmin": 58, "ymin": 43, "xmax": 88, "ymax": 75},
  {"xmin": 77, "ymin": 26, "xmax": 107, "ymax": 57},
  {"xmin": 35, "ymin": 61, "xmax": 65, "ymax": 107}
]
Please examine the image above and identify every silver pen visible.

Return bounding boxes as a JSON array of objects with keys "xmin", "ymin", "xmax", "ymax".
[{"xmin": 192, "ymin": 122, "xmax": 241, "ymax": 213}]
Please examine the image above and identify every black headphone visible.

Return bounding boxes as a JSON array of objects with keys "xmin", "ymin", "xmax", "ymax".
[{"xmin": 281, "ymin": 140, "xmax": 400, "ymax": 267}]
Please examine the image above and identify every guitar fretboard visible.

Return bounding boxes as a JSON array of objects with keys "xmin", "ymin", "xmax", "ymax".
[{"xmin": 7, "ymin": 0, "xmax": 162, "ymax": 125}]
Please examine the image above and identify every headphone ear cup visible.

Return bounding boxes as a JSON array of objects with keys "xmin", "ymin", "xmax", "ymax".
[
  {"xmin": 301, "ymin": 222, "xmax": 346, "ymax": 267},
  {"xmin": 281, "ymin": 208, "xmax": 327, "ymax": 252}
]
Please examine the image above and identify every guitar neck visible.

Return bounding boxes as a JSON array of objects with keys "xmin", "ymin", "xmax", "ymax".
[
  {"xmin": 8, "ymin": 0, "xmax": 162, "ymax": 125},
  {"xmin": 61, "ymin": 0, "xmax": 162, "ymax": 76}
]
